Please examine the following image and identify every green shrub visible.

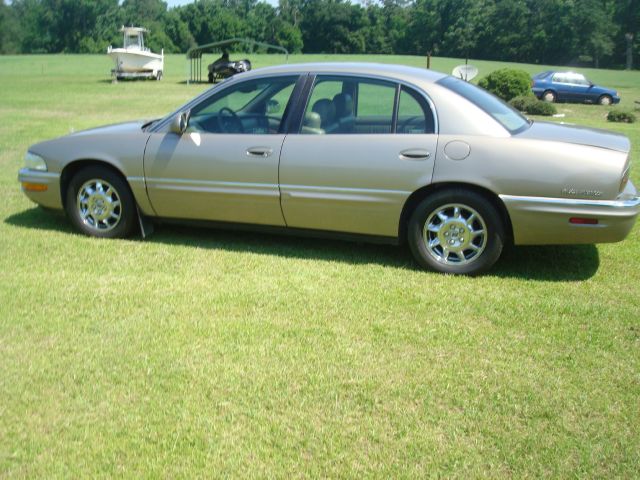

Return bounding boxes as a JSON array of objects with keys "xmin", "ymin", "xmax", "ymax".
[
  {"xmin": 607, "ymin": 109, "xmax": 636, "ymax": 123},
  {"xmin": 509, "ymin": 95, "xmax": 557, "ymax": 116},
  {"xmin": 509, "ymin": 95, "xmax": 534, "ymax": 111},
  {"xmin": 524, "ymin": 99, "xmax": 557, "ymax": 116},
  {"xmin": 478, "ymin": 68, "xmax": 531, "ymax": 101}
]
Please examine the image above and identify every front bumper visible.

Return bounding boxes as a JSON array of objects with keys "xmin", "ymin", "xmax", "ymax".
[
  {"xmin": 500, "ymin": 181, "xmax": 639, "ymax": 245},
  {"xmin": 18, "ymin": 168, "xmax": 63, "ymax": 210}
]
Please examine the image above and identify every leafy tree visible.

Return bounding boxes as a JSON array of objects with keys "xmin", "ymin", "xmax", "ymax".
[
  {"xmin": 164, "ymin": 10, "xmax": 195, "ymax": 52},
  {"xmin": 0, "ymin": 0, "xmax": 21, "ymax": 53},
  {"xmin": 573, "ymin": 0, "xmax": 617, "ymax": 67},
  {"xmin": 0, "ymin": 0, "xmax": 636, "ymax": 68}
]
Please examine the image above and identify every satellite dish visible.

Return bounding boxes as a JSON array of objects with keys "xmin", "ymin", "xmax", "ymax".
[{"xmin": 452, "ymin": 64, "xmax": 479, "ymax": 82}]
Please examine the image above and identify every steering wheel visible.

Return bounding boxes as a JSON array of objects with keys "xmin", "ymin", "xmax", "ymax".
[{"xmin": 217, "ymin": 107, "xmax": 244, "ymax": 133}]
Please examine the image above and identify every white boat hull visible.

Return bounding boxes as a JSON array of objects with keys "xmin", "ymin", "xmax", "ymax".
[{"xmin": 108, "ymin": 48, "xmax": 163, "ymax": 75}]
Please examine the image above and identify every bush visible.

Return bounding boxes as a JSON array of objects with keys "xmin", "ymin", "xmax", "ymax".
[
  {"xmin": 509, "ymin": 95, "xmax": 534, "ymax": 111},
  {"xmin": 607, "ymin": 109, "xmax": 636, "ymax": 123},
  {"xmin": 478, "ymin": 68, "xmax": 531, "ymax": 101},
  {"xmin": 509, "ymin": 95, "xmax": 557, "ymax": 116}
]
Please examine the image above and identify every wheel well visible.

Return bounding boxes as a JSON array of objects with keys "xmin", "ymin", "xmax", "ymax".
[
  {"xmin": 59, "ymin": 160, "xmax": 128, "ymax": 209},
  {"xmin": 398, "ymin": 183, "xmax": 514, "ymax": 245}
]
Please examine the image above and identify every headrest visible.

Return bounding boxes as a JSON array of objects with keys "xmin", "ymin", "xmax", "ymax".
[
  {"xmin": 303, "ymin": 111, "xmax": 321, "ymax": 129},
  {"xmin": 333, "ymin": 93, "xmax": 353, "ymax": 117},
  {"xmin": 311, "ymin": 99, "xmax": 336, "ymax": 126}
]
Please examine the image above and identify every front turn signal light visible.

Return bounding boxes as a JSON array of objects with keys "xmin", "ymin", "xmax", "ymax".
[{"xmin": 22, "ymin": 182, "xmax": 48, "ymax": 192}]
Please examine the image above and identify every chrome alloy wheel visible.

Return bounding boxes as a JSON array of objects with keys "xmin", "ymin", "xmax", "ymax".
[
  {"xmin": 76, "ymin": 179, "xmax": 122, "ymax": 232},
  {"xmin": 423, "ymin": 203, "xmax": 487, "ymax": 265}
]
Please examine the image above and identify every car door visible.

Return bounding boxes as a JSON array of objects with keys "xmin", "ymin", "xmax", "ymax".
[
  {"xmin": 568, "ymin": 73, "xmax": 591, "ymax": 102},
  {"xmin": 279, "ymin": 75, "xmax": 438, "ymax": 238},
  {"xmin": 144, "ymin": 75, "xmax": 300, "ymax": 226},
  {"xmin": 551, "ymin": 73, "xmax": 572, "ymax": 101}
]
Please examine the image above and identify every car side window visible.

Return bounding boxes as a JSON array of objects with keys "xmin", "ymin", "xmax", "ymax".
[
  {"xmin": 397, "ymin": 87, "xmax": 434, "ymax": 134},
  {"xmin": 574, "ymin": 75, "xmax": 590, "ymax": 86},
  {"xmin": 301, "ymin": 76, "xmax": 396, "ymax": 134},
  {"xmin": 188, "ymin": 76, "xmax": 298, "ymax": 134},
  {"xmin": 552, "ymin": 73, "xmax": 567, "ymax": 84}
]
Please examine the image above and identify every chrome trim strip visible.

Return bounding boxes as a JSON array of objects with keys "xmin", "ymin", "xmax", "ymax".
[
  {"xmin": 146, "ymin": 178, "xmax": 279, "ymax": 197},
  {"xmin": 500, "ymin": 194, "xmax": 640, "ymax": 209},
  {"xmin": 280, "ymin": 185, "xmax": 409, "ymax": 206}
]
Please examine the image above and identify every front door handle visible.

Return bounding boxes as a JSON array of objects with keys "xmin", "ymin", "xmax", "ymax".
[
  {"xmin": 247, "ymin": 147, "xmax": 274, "ymax": 158},
  {"xmin": 399, "ymin": 148, "xmax": 431, "ymax": 160}
]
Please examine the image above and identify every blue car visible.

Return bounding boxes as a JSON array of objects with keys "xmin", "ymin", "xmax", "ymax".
[{"xmin": 531, "ymin": 71, "xmax": 620, "ymax": 105}]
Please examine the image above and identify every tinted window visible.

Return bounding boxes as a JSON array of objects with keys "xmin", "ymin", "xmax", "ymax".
[
  {"xmin": 397, "ymin": 87, "xmax": 434, "ymax": 134},
  {"xmin": 437, "ymin": 76, "xmax": 529, "ymax": 134},
  {"xmin": 302, "ymin": 76, "xmax": 396, "ymax": 134},
  {"xmin": 188, "ymin": 76, "xmax": 298, "ymax": 134}
]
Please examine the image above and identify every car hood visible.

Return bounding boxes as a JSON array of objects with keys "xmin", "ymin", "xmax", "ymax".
[
  {"xmin": 518, "ymin": 121, "xmax": 630, "ymax": 153},
  {"xmin": 68, "ymin": 120, "xmax": 149, "ymax": 137}
]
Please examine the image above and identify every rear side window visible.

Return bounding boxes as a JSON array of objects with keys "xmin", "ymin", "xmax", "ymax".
[
  {"xmin": 437, "ymin": 76, "xmax": 529, "ymax": 134},
  {"xmin": 301, "ymin": 75, "xmax": 435, "ymax": 135},
  {"xmin": 302, "ymin": 76, "xmax": 395, "ymax": 134},
  {"xmin": 397, "ymin": 87, "xmax": 434, "ymax": 134}
]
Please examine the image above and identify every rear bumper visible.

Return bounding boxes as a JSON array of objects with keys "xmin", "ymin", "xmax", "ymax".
[
  {"xmin": 18, "ymin": 168, "xmax": 63, "ymax": 210},
  {"xmin": 501, "ymin": 181, "xmax": 639, "ymax": 245}
]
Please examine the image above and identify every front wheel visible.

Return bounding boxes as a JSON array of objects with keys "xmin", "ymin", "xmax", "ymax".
[
  {"xmin": 65, "ymin": 165, "xmax": 137, "ymax": 238},
  {"xmin": 408, "ymin": 189, "xmax": 505, "ymax": 275},
  {"xmin": 598, "ymin": 95, "xmax": 612, "ymax": 106}
]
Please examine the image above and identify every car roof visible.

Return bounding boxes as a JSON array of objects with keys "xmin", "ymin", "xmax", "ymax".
[{"xmin": 238, "ymin": 62, "xmax": 448, "ymax": 85}]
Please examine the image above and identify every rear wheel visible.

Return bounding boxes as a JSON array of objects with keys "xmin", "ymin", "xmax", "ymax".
[
  {"xmin": 65, "ymin": 165, "xmax": 137, "ymax": 238},
  {"xmin": 542, "ymin": 90, "xmax": 556, "ymax": 102},
  {"xmin": 598, "ymin": 94, "xmax": 612, "ymax": 106},
  {"xmin": 156, "ymin": 70, "xmax": 163, "ymax": 81},
  {"xmin": 408, "ymin": 189, "xmax": 505, "ymax": 275}
]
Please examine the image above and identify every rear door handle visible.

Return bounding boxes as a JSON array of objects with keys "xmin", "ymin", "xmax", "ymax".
[
  {"xmin": 399, "ymin": 148, "xmax": 431, "ymax": 160},
  {"xmin": 246, "ymin": 147, "xmax": 273, "ymax": 158}
]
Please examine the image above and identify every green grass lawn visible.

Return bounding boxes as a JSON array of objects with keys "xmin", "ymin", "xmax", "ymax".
[{"xmin": 1, "ymin": 54, "xmax": 639, "ymax": 478}]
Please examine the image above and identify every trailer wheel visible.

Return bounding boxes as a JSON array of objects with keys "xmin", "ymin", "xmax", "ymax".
[{"xmin": 156, "ymin": 70, "xmax": 163, "ymax": 81}]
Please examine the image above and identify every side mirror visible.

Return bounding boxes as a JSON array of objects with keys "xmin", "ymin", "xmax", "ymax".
[{"xmin": 170, "ymin": 111, "xmax": 189, "ymax": 135}]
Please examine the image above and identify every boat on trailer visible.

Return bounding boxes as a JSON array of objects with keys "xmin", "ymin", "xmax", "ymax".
[{"xmin": 107, "ymin": 26, "xmax": 163, "ymax": 81}]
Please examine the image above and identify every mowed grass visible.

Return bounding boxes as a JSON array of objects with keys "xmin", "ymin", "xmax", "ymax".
[{"xmin": 1, "ymin": 54, "xmax": 639, "ymax": 478}]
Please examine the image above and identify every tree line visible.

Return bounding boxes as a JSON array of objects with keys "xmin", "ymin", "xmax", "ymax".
[{"xmin": 0, "ymin": 0, "xmax": 638, "ymax": 69}]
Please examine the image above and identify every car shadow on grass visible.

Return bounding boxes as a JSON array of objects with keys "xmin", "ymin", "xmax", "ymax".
[{"xmin": 6, "ymin": 207, "xmax": 599, "ymax": 281}]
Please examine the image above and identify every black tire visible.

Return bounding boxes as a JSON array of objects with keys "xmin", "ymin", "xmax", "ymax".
[
  {"xmin": 65, "ymin": 165, "xmax": 137, "ymax": 239},
  {"xmin": 598, "ymin": 94, "xmax": 612, "ymax": 106},
  {"xmin": 208, "ymin": 72, "xmax": 214, "ymax": 83},
  {"xmin": 407, "ymin": 189, "xmax": 505, "ymax": 275},
  {"xmin": 156, "ymin": 70, "xmax": 163, "ymax": 81},
  {"xmin": 542, "ymin": 90, "xmax": 556, "ymax": 103}
]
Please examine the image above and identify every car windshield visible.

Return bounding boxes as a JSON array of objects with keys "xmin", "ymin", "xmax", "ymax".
[{"xmin": 437, "ymin": 76, "xmax": 530, "ymax": 134}]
